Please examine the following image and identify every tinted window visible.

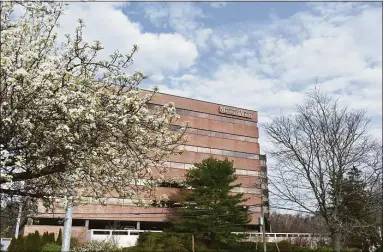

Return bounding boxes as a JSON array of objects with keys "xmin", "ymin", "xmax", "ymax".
[
  {"xmin": 210, "ymin": 131, "xmax": 223, "ymax": 138},
  {"xmin": 112, "ymin": 231, "xmax": 128, "ymax": 235},
  {"xmin": 221, "ymin": 117, "xmax": 233, "ymax": 123},
  {"xmin": 210, "ymin": 149, "xmax": 223, "ymax": 155},
  {"xmin": 93, "ymin": 231, "xmax": 110, "ymax": 235}
]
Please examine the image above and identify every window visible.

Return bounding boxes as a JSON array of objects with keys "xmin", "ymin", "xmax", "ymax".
[
  {"xmin": 198, "ymin": 147, "xmax": 211, "ymax": 154},
  {"xmin": 112, "ymin": 231, "xmax": 128, "ymax": 235},
  {"xmin": 236, "ymin": 135, "xmax": 246, "ymax": 141},
  {"xmin": 93, "ymin": 231, "xmax": 110, "ymax": 235},
  {"xmin": 233, "ymin": 119, "xmax": 245, "ymax": 125},
  {"xmin": 221, "ymin": 117, "xmax": 233, "ymax": 123},
  {"xmin": 184, "ymin": 163, "xmax": 194, "ymax": 169},
  {"xmin": 197, "ymin": 112, "xmax": 209, "ymax": 119},
  {"xmin": 184, "ymin": 146, "xmax": 198, "ymax": 152},
  {"xmin": 186, "ymin": 128, "xmax": 198, "ymax": 134},
  {"xmin": 247, "ymin": 153, "xmax": 259, "ymax": 159},
  {"xmin": 210, "ymin": 131, "xmax": 223, "ymax": 138},
  {"xmin": 198, "ymin": 129, "xmax": 211, "ymax": 136},
  {"xmin": 209, "ymin": 115, "xmax": 221, "ymax": 121},
  {"xmin": 149, "ymin": 103, "xmax": 258, "ymax": 127},
  {"xmin": 222, "ymin": 150, "xmax": 233, "ymax": 157},
  {"xmin": 171, "ymin": 162, "xmax": 185, "ymax": 169},
  {"xmin": 210, "ymin": 148, "xmax": 223, "ymax": 155},
  {"xmin": 234, "ymin": 152, "xmax": 247, "ymax": 158},
  {"xmin": 236, "ymin": 169, "xmax": 247, "ymax": 176},
  {"xmin": 247, "ymin": 170, "xmax": 259, "ymax": 176},
  {"xmin": 161, "ymin": 161, "xmax": 171, "ymax": 167},
  {"xmin": 183, "ymin": 145, "xmax": 260, "ymax": 160},
  {"xmin": 129, "ymin": 232, "xmax": 139, "ymax": 236},
  {"xmin": 247, "ymin": 137, "xmax": 258, "ymax": 143},
  {"xmin": 245, "ymin": 121, "xmax": 257, "ymax": 126},
  {"xmin": 169, "ymin": 125, "xmax": 181, "ymax": 130}
]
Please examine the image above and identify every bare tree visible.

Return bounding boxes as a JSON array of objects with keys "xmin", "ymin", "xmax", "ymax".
[
  {"xmin": 269, "ymin": 212, "xmax": 327, "ymax": 234},
  {"xmin": 265, "ymin": 87, "xmax": 381, "ymax": 252}
]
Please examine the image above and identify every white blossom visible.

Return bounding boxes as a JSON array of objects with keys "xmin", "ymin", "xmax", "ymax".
[{"xmin": 0, "ymin": 2, "xmax": 187, "ymax": 207}]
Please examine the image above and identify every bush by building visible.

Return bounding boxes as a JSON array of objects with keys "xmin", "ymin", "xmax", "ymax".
[
  {"xmin": 71, "ymin": 240, "xmax": 120, "ymax": 252},
  {"xmin": 7, "ymin": 231, "xmax": 80, "ymax": 252},
  {"xmin": 41, "ymin": 243, "xmax": 61, "ymax": 252}
]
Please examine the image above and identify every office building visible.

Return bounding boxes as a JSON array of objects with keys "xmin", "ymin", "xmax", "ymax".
[{"xmin": 20, "ymin": 91, "xmax": 269, "ymax": 242}]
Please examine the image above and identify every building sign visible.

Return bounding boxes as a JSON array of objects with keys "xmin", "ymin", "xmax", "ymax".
[{"xmin": 219, "ymin": 106, "xmax": 252, "ymax": 119}]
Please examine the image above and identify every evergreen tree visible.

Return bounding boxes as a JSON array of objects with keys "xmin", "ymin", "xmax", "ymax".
[
  {"xmin": 33, "ymin": 230, "xmax": 41, "ymax": 251},
  {"xmin": 170, "ymin": 157, "xmax": 251, "ymax": 248},
  {"xmin": 13, "ymin": 235, "xmax": 25, "ymax": 252},
  {"xmin": 47, "ymin": 232, "xmax": 56, "ymax": 244},
  {"xmin": 7, "ymin": 237, "xmax": 17, "ymax": 252},
  {"xmin": 41, "ymin": 231, "xmax": 49, "ymax": 247},
  {"xmin": 340, "ymin": 166, "xmax": 380, "ymax": 251},
  {"xmin": 56, "ymin": 229, "xmax": 62, "ymax": 245},
  {"xmin": 24, "ymin": 233, "xmax": 37, "ymax": 251}
]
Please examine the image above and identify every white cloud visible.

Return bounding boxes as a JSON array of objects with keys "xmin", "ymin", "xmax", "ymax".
[
  {"xmin": 58, "ymin": 2, "xmax": 198, "ymax": 75},
  {"xmin": 154, "ymin": 3, "xmax": 381, "ymax": 152},
  {"xmin": 142, "ymin": 3, "xmax": 213, "ymax": 49},
  {"xmin": 143, "ymin": 3, "xmax": 204, "ymax": 35}
]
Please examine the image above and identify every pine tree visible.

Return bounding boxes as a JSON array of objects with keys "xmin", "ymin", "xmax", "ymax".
[
  {"xmin": 41, "ymin": 231, "xmax": 49, "ymax": 247},
  {"xmin": 170, "ymin": 157, "xmax": 251, "ymax": 248},
  {"xmin": 340, "ymin": 166, "xmax": 380, "ymax": 250},
  {"xmin": 24, "ymin": 233, "xmax": 37, "ymax": 251},
  {"xmin": 47, "ymin": 232, "xmax": 55, "ymax": 244},
  {"xmin": 56, "ymin": 228, "xmax": 62, "ymax": 245},
  {"xmin": 14, "ymin": 235, "xmax": 25, "ymax": 252},
  {"xmin": 7, "ymin": 237, "xmax": 17, "ymax": 252},
  {"xmin": 33, "ymin": 230, "xmax": 41, "ymax": 251}
]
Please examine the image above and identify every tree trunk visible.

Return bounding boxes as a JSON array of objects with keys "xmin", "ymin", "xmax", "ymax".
[{"xmin": 331, "ymin": 231, "xmax": 342, "ymax": 252}]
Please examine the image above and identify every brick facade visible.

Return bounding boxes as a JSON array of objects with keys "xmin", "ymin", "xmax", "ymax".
[{"xmin": 27, "ymin": 90, "xmax": 268, "ymax": 234}]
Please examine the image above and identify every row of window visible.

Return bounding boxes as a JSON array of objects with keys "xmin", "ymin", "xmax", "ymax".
[
  {"xmin": 92, "ymin": 230, "xmax": 141, "ymax": 236},
  {"xmin": 169, "ymin": 125, "xmax": 258, "ymax": 143},
  {"xmin": 81, "ymin": 186, "xmax": 262, "ymax": 207},
  {"xmin": 260, "ymin": 160, "xmax": 266, "ymax": 167},
  {"xmin": 148, "ymin": 103, "xmax": 257, "ymax": 127},
  {"xmin": 161, "ymin": 161, "xmax": 261, "ymax": 177},
  {"xmin": 232, "ymin": 187, "xmax": 259, "ymax": 194},
  {"xmin": 182, "ymin": 145, "xmax": 259, "ymax": 160}
]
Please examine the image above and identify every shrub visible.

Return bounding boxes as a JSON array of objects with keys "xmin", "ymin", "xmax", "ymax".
[
  {"xmin": 24, "ymin": 233, "xmax": 40, "ymax": 251},
  {"xmin": 7, "ymin": 237, "xmax": 17, "ymax": 252},
  {"xmin": 56, "ymin": 229, "xmax": 62, "ymax": 245},
  {"xmin": 41, "ymin": 232, "xmax": 50, "ymax": 247},
  {"xmin": 277, "ymin": 240, "xmax": 293, "ymax": 252},
  {"xmin": 41, "ymin": 243, "xmax": 61, "ymax": 252},
  {"xmin": 292, "ymin": 246, "xmax": 314, "ymax": 252},
  {"xmin": 71, "ymin": 240, "xmax": 120, "ymax": 252},
  {"xmin": 34, "ymin": 230, "xmax": 42, "ymax": 251},
  {"xmin": 315, "ymin": 247, "xmax": 332, "ymax": 252},
  {"xmin": 132, "ymin": 232, "xmax": 189, "ymax": 252},
  {"xmin": 70, "ymin": 237, "xmax": 80, "ymax": 248},
  {"xmin": 48, "ymin": 233, "xmax": 56, "ymax": 244}
]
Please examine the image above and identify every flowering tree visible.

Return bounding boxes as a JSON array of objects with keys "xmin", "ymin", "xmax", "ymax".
[{"xmin": 0, "ymin": 2, "xmax": 186, "ymax": 206}]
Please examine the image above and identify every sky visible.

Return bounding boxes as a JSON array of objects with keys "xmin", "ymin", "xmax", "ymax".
[{"xmin": 56, "ymin": 2, "xmax": 382, "ymax": 153}]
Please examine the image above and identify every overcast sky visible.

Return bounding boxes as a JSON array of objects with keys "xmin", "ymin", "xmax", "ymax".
[{"xmin": 57, "ymin": 2, "xmax": 382, "ymax": 153}]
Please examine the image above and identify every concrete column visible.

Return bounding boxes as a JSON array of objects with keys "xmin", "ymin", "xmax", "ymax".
[
  {"xmin": 136, "ymin": 221, "xmax": 141, "ymax": 230},
  {"xmin": 85, "ymin": 220, "xmax": 89, "ymax": 229}
]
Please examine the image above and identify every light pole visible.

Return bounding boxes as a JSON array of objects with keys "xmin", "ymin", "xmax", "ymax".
[
  {"xmin": 260, "ymin": 190, "xmax": 267, "ymax": 252},
  {"xmin": 14, "ymin": 199, "xmax": 23, "ymax": 238},
  {"xmin": 61, "ymin": 197, "xmax": 74, "ymax": 252}
]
